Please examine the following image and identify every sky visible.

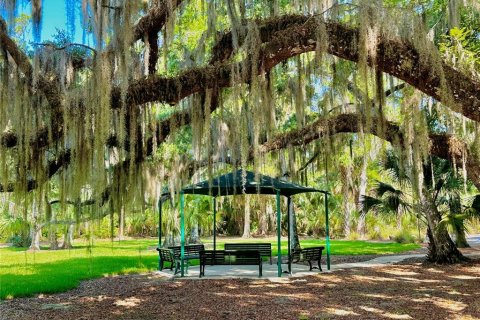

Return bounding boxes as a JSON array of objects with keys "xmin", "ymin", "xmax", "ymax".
[{"xmin": 4, "ymin": 0, "xmax": 87, "ymax": 44}]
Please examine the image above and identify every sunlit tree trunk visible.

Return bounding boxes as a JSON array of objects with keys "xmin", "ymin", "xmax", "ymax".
[
  {"xmin": 119, "ymin": 204, "xmax": 125, "ymax": 240},
  {"xmin": 340, "ymin": 164, "xmax": 354, "ymax": 238},
  {"xmin": 289, "ymin": 200, "xmax": 301, "ymax": 252},
  {"xmin": 29, "ymin": 226, "xmax": 41, "ymax": 251},
  {"xmin": 357, "ymin": 156, "xmax": 368, "ymax": 238},
  {"xmin": 423, "ymin": 198, "xmax": 464, "ymax": 263},
  {"xmin": 396, "ymin": 212, "xmax": 403, "ymax": 230},
  {"xmin": 189, "ymin": 222, "xmax": 200, "ymax": 243},
  {"xmin": 242, "ymin": 197, "xmax": 251, "ymax": 238},
  {"xmin": 62, "ymin": 223, "xmax": 74, "ymax": 249},
  {"xmin": 47, "ymin": 200, "xmax": 58, "ymax": 250},
  {"xmin": 453, "ymin": 224, "xmax": 470, "ymax": 248},
  {"xmin": 28, "ymin": 200, "xmax": 41, "ymax": 251}
]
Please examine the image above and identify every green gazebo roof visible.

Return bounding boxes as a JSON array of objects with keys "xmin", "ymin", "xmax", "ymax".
[{"xmin": 180, "ymin": 169, "xmax": 326, "ymax": 197}]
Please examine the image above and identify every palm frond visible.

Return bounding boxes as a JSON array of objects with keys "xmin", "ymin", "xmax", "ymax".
[
  {"xmin": 375, "ymin": 181, "xmax": 398, "ymax": 197},
  {"xmin": 470, "ymin": 194, "xmax": 480, "ymax": 212},
  {"xmin": 359, "ymin": 195, "xmax": 382, "ymax": 214}
]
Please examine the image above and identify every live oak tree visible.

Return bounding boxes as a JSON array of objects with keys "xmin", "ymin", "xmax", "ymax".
[{"xmin": 0, "ymin": 0, "xmax": 479, "ymax": 262}]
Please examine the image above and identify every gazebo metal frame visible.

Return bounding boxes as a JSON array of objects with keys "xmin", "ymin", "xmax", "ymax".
[{"xmin": 158, "ymin": 170, "xmax": 330, "ymax": 277}]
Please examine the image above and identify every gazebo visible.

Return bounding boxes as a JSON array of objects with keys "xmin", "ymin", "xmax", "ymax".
[{"xmin": 158, "ymin": 169, "xmax": 331, "ymax": 277}]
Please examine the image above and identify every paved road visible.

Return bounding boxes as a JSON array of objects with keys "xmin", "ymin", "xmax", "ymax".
[{"xmin": 468, "ymin": 234, "xmax": 480, "ymax": 247}]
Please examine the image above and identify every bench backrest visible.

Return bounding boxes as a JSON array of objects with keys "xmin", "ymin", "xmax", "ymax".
[
  {"xmin": 168, "ymin": 244, "xmax": 205, "ymax": 259},
  {"xmin": 200, "ymin": 250, "xmax": 261, "ymax": 265},
  {"xmin": 157, "ymin": 248, "xmax": 175, "ymax": 262},
  {"xmin": 302, "ymin": 246, "xmax": 324, "ymax": 260},
  {"xmin": 224, "ymin": 243, "xmax": 272, "ymax": 257}
]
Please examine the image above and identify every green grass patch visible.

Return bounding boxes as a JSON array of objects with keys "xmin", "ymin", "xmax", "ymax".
[{"xmin": 0, "ymin": 238, "xmax": 419, "ymax": 299}]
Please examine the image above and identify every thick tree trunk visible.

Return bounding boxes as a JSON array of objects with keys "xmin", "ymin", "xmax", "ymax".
[
  {"xmin": 454, "ymin": 226, "xmax": 470, "ymax": 248},
  {"xmin": 242, "ymin": 199, "xmax": 251, "ymax": 238},
  {"xmin": 29, "ymin": 226, "xmax": 41, "ymax": 251},
  {"xmin": 47, "ymin": 201, "xmax": 59, "ymax": 250},
  {"xmin": 340, "ymin": 164, "xmax": 354, "ymax": 238},
  {"xmin": 28, "ymin": 200, "xmax": 41, "ymax": 251},
  {"xmin": 396, "ymin": 212, "xmax": 403, "ymax": 230},
  {"xmin": 356, "ymin": 155, "xmax": 368, "ymax": 239},
  {"xmin": 267, "ymin": 203, "xmax": 275, "ymax": 233},
  {"xmin": 189, "ymin": 223, "xmax": 200, "ymax": 244},
  {"xmin": 119, "ymin": 205, "xmax": 125, "ymax": 240},
  {"xmin": 62, "ymin": 223, "xmax": 74, "ymax": 249},
  {"xmin": 259, "ymin": 207, "xmax": 268, "ymax": 236},
  {"xmin": 289, "ymin": 200, "xmax": 301, "ymax": 252},
  {"xmin": 48, "ymin": 226, "xmax": 59, "ymax": 250},
  {"xmin": 423, "ymin": 200, "xmax": 465, "ymax": 263}
]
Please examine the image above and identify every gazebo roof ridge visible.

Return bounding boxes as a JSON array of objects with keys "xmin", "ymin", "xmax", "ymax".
[{"xmin": 178, "ymin": 169, "xmax": 328, "ymax": 198}]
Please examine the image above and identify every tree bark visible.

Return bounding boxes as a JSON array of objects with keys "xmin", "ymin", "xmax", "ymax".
[
  {"xmin": 189, "ymin": 222, "xmax": 200, "ymax": 244},
  {"xmin": 62, "ymin": 223, "xmax": 74, "ymax": 249},
  {"xmin": 119, "ymin": 204, "xmax": 125, "ymax": 240},
  {"xmin": 453, "ymin": 225, "xmax": 470, "ymax": 248},
  {"xmin": 356, "ymin": 155, "xmax": 368, "ymax": 238},
  {"xmin": 423, "ymin": 199, "xmax": 465, "ymax": 263},
  {"xmin": 340, "ymin": 164, "xmax": 354, "ymax": 238},
  {"xmin": 29, "ymin": 226, "xmax": 41, "ymax": 251},
  {"xmin": 289, "ymin": 199, "xmax": 301, "ymax": 252},
  {"xmin": 242, "ymin": 197, "xmax": 251, "ymax": 238},
  {"xmin": 28, "ymin": 200, "xmax": 41, "ymax": 251}
]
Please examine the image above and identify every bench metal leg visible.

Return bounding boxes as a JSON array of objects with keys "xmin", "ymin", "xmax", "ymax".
[{"xmin": 318, "ymin": 259, "xmax": 322, "ymax": 272}]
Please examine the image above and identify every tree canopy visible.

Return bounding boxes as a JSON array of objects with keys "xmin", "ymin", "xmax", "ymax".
[{"xmin": 0, "ymin": 0, "xmax": 479, "ymax": 261}]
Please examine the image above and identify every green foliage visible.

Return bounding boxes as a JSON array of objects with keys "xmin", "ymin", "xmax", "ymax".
[
  {"xmin": 7, "ymin": 234, "xmax": 31, "ymax": 247},
  {"xmin": 393, "ymin": 230, "xmax": 416, "ymax": 244}
]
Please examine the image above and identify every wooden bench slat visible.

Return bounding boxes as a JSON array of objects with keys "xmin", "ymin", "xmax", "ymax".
[
  {"xmin": 291, "ymin": 246, "xmax": 324, "ymax": 271},
  {"xmin": 200, "ymin": 250, "xmax": 263, "ymax": 277},
  {"xmin": 157, "ymin": 244, "xmax": 205, "ymax": 275},
  {"xmin": 224, "ymin": 243, "xmax": 272, "ymax": 265}
]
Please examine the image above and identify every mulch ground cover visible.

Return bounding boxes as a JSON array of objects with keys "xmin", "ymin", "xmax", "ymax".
[{"xmin": 1, "ymin": 257, "xmax": 479, "ymax": 320}]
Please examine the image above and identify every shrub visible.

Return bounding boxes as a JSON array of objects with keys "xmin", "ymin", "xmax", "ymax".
[
  {"xmin": 8, "ymin": 234, "xmax": 31, "ymax": 247},
  {"xmin": 347, "ymin": 231, "xmax": 360, "ymax": 240},
  {"xmin": 393, "ymin": 230, "xmax": 416, "ymax": 244},
  {"xmin": 367, "ymin": 228, "xmax": 383, "ymax": 240}
]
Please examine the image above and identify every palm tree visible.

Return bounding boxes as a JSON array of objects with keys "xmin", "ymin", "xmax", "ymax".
[
  {"xmin": 438, "ymin": 194, "xmax": 480, "ymax": 248},
  {"xmin": 361, "ymin": 150, "xmax": 475, "ymax": 255}
]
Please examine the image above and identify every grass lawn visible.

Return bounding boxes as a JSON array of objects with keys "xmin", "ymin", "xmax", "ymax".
[{"xmin": 0, "ymin": 238, "xmax": 419, "ymax": 299}]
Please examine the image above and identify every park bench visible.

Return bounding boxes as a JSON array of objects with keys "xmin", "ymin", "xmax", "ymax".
[
  {"xmin": 291, "ymin": 246, "xmax": 324, "ymax": 271},
  {"xmin": 199, "ymin": 250, "xmax": 263, "ymax": 277},
  {"xmin": 156, "ymin": 244, "xmax": 205, "ymax": 274},
  {"xmin": 157, "ymin": 248, "xmax": 179, "ymax": 273},
  {"xmin": 224, "ymin": 243, "xmax": 272, "ymax": 264}
]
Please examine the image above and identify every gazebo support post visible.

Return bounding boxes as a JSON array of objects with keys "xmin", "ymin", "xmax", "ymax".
[
  {"xmin": 180, "ymin": 192, "xmax": 186, "ymax": 277},
  {"xmin": 287, "ymin": 196, "xmax": 292, "ymax": 274},
  {"xmin": 276, "ymin": 190, "xmax": 282, "ymax": 277},
  {"xmin": 213, "ymin": 197, "xmax": 217, "ymax": 251},
  {"xmin": 324, "ymin": 192, "xmax": 331, "ymax": 271},
  {"xmin": 158, "ymin": 198, "xmax": 162, "ymax": 271}
]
